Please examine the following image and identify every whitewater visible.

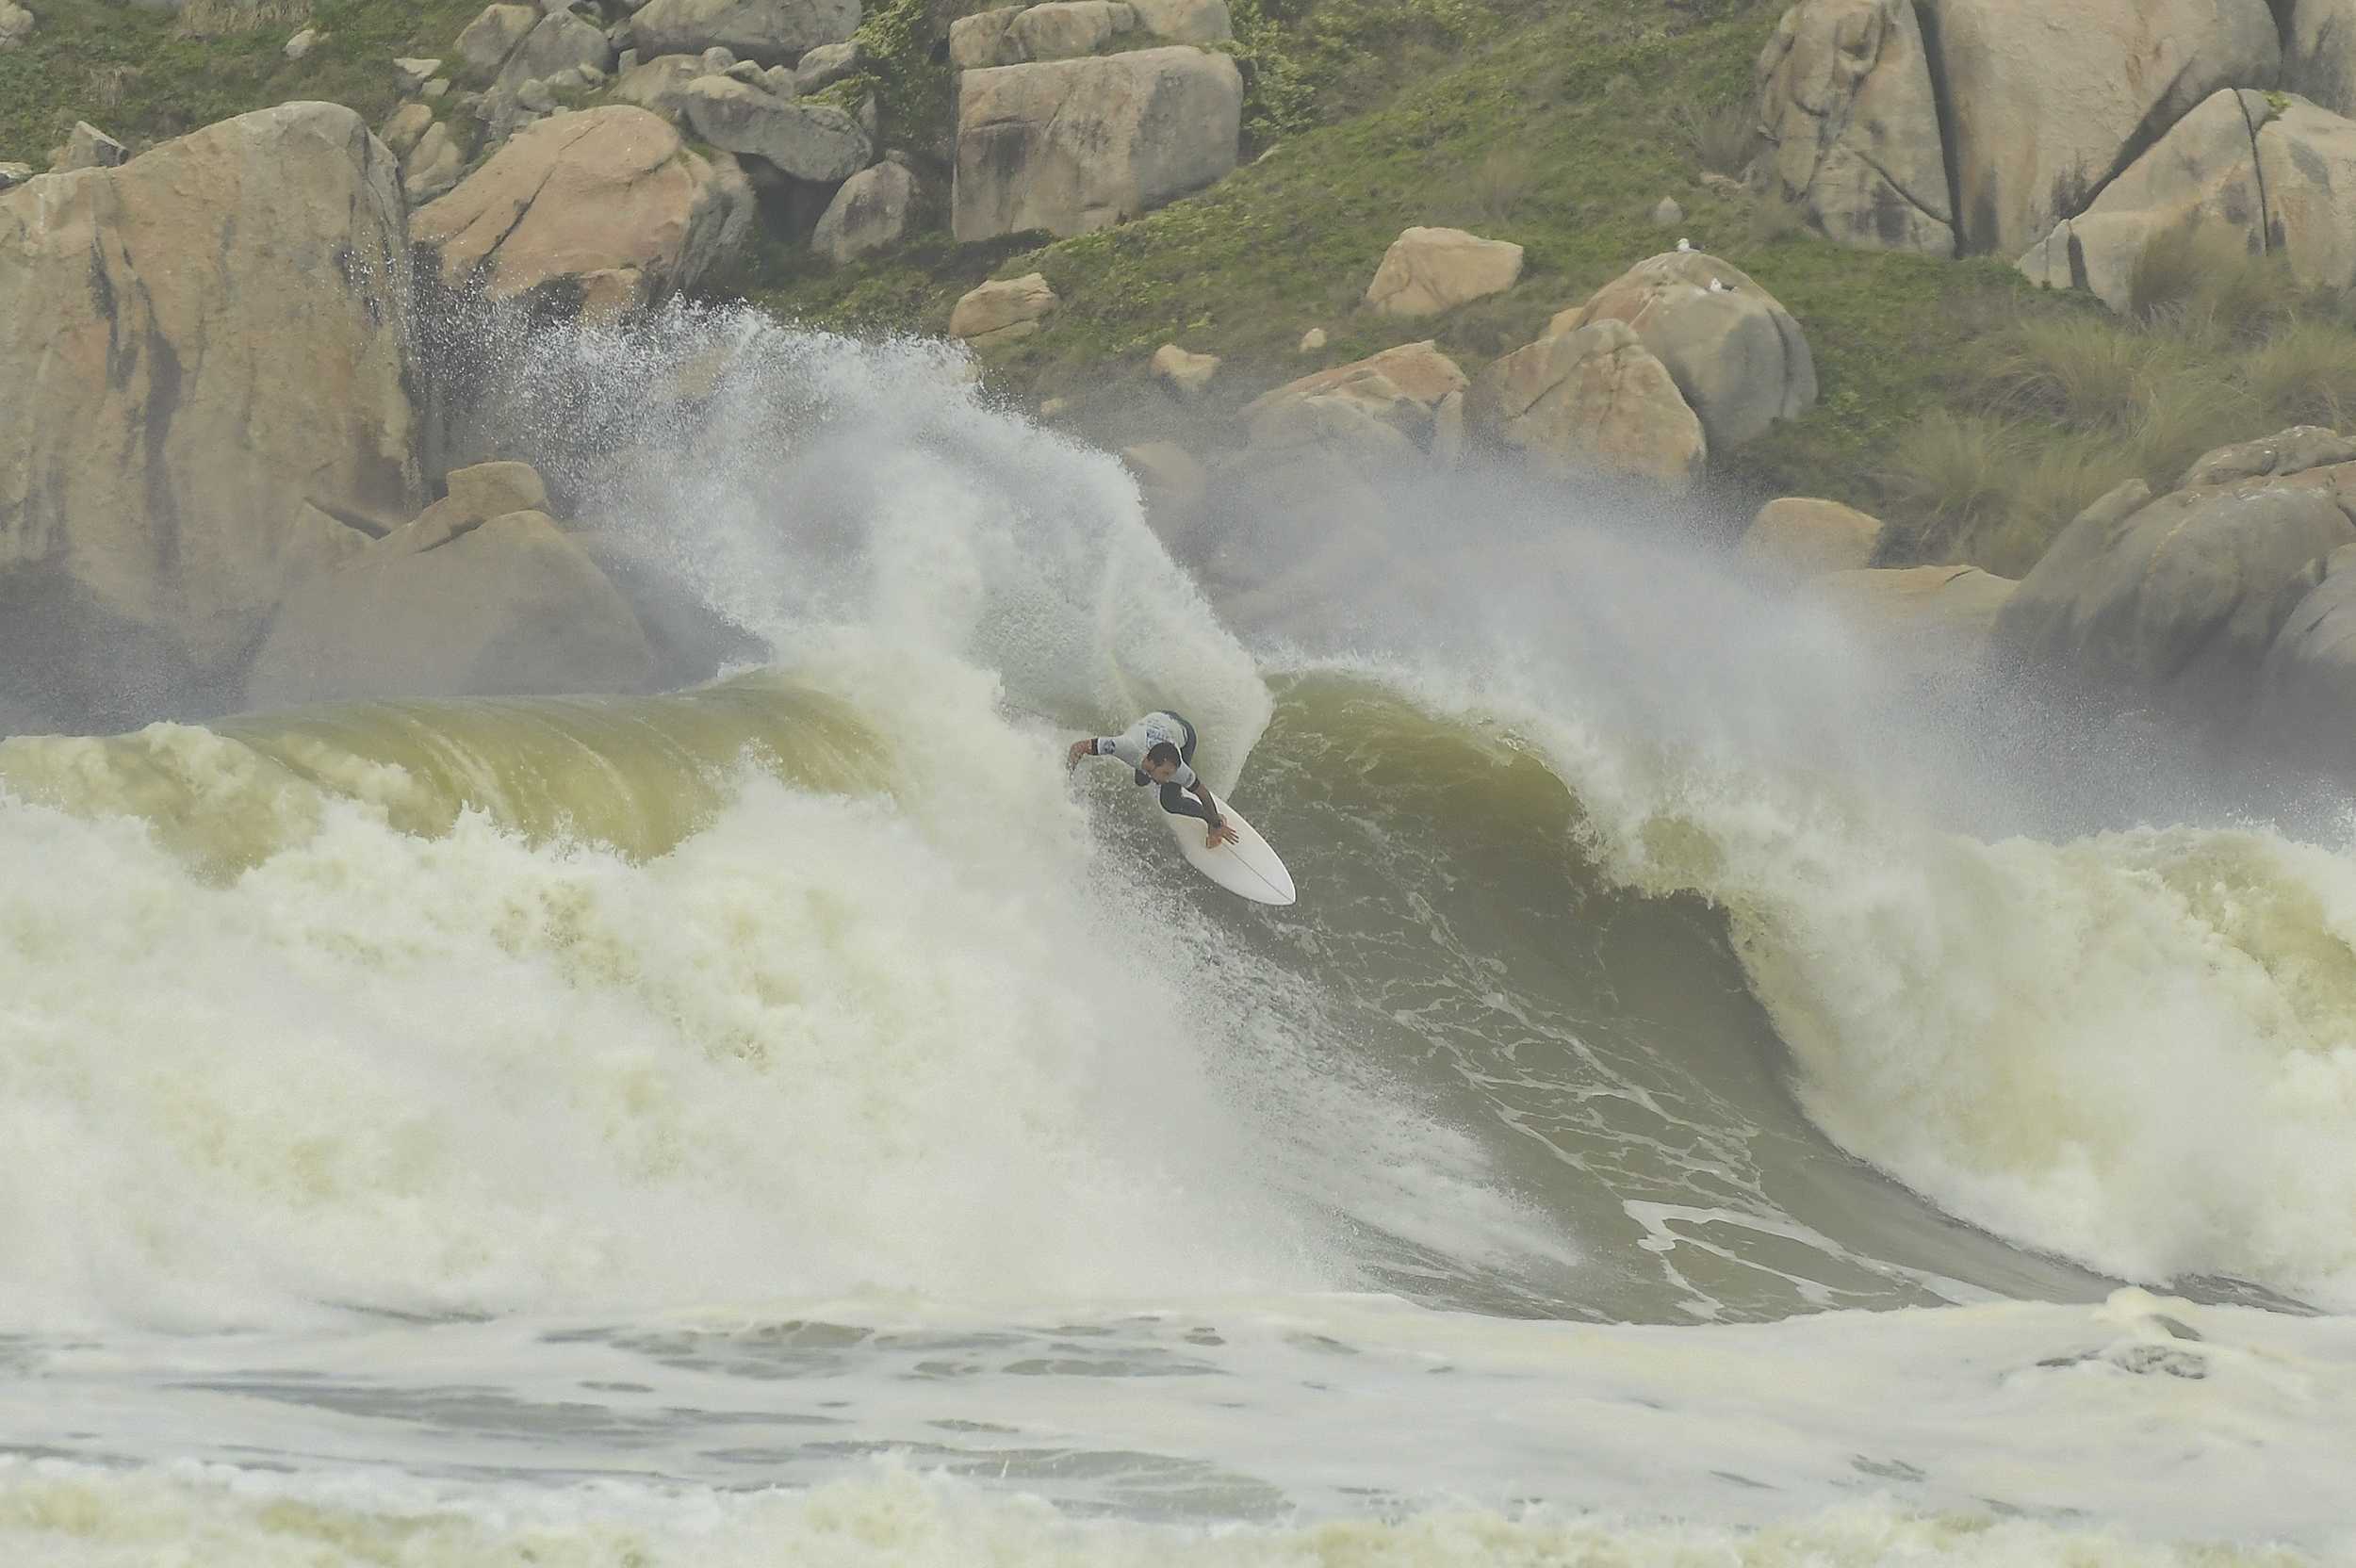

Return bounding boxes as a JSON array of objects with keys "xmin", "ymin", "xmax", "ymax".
[{"xmin": 2, "ymin": 309, "xmax": 2354, "ymax": 1564}]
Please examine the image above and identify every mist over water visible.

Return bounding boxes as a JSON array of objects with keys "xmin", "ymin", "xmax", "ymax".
[{"xmin": 4, "ymin": 304, "xmax": 2356, "ymax": 1559}]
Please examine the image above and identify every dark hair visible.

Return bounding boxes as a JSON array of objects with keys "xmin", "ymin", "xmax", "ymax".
[{"xmin": 1145, "ymin": 741, "xmax": 1183, "ymax": 768}]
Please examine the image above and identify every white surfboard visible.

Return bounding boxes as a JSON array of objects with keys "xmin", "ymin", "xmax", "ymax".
[{"xmin": 1159, "ymin": 796, "xmax": 1296, "ymax": 906}]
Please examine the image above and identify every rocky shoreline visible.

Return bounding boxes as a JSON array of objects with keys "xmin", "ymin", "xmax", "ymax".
[{"xmin": 13, "ymin": 0, "xmax": 2356, "ymax": 767}]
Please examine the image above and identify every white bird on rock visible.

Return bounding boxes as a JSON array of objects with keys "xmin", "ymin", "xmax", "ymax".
[
  {"xmin": 1677, "ymin": 237, "xmax": 1693, "ymax": 252},
  {"xmin": 1709, "ymin": 277, "xmax": 1728, "ymax": 292}
]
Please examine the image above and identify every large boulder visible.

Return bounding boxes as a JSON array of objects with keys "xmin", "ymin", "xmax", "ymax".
[
  {"xmin": 953, "ymin": 0, "xmax": 1223, "ymax": 64},
  {"xmin": 1129, "ymin": 0, "xmax": 1230, "ymax": 43},
  {"xmin": 402, "ymin": 122, "xmax": 466, "ymax": 207},
  {"xmin": 2183, "ymin": 426, "xmax": 2356, "ymax": 487},
  {"xmin": 2287, "ymin": 1, "xmax": 2356, "ymax": 117},
  {"xmin": 2253, "ymin": 96, "xmax": 2356, "ymax": 294},
  {"xmin": 2015, "ymin": 89, "xmax": 2273, "ymax": 310},
  {"xmin": 413, "ymin": 106, "xmax": 752, "ymax": 320},
  {"xmin": 1363, "ymin": 226, "xmax": 1525, "ymax": 318},
  {"xmin": 243, "ymin": 501, "xmax": 659, "ymax": 710},
  {"xmin": 953, "ymin": 46, "xmax": 1241, "ymax": 240},
  {"xmin": 1121, "ymin": 440, "xmax": 1208, "ymax": 549},
  {"xmin": 1463, "ymin": 318, "xmax": 1706, "ymax": 491},
  {"xmin": 811, "ymin": 159, "xmax": 914, "ymax": 262},
  {"xmin": 1010, "ymin": 2, "xmax": 1138, "ymax": 60},
  {"xmin": 680, "ymin": 75, "xmax": 872, "ymax": 182},
  {"xmin": 1741, "ymin": 496, "xmax": 1885, "ymax": 583},
  {"xmin": 0, "ymin": 0, "xmax": 35, "ymax": 50},
  {"xmin": 954, "ymin": 3, "xmax": 1137, "ymax": 69},
  {"xmin": 1201, "ymin": 344, "xmax": 1471, "ymax": 542},
  {"xmin": 495, "ymin": 9, "xmax": 614, "ymax": 92},
  {"xmin": 614, "ymin": 53, "xmax": 710, "ymax": 120},
  {"xmin": 1992, "ymin": 462, "xmax": 2356, "ymax": 722},
  {"xmin": 949, "ymin": 272, "xmax": 1058, "ymax": 344},
  {"xmin": 1932, "ymin": 0, "xmax": 2281, "ymax": 257},
  {"xmin": 630, "ymin": 0, "xmax": 859, "ymax": 65},
  {"xmin": 1152, "ymin": 342, "xmax": 1219, "ymax": 397},
  {"xmin": 1239, "ymin": 339, "xmax": 1469, "ymax": 441},
  {"xmin": 62, "ymin": 122, "xmax": 128, "ymax": 172},
  {"xmin": 2020, "ymin": 90, "xmax": 2356, "ymax": 307},
  {"xmin": 951, "ymin": 7, "xmax": 1029, "ymax": 69},
  {"xmin": 457, "ymin": 3, "xmax": 539, "ymax": 69},
  {"xmin": 0, "ymin": 103, "xmax": 417, "ymax": 727},
  {"xmin": 1756, "ymin": 0, "xmax": 1955, "ymax": 254},
  {"xmin": 1202, "ymin": 405, "xmax": 1418, "ymax": 611},
  {"xmin": 380, "ymin": 102, "xmax": 435, "ymax": 157},
  {"xmin": 2255, "ymin": 540, "xmax": 2356, "ymax": 765},
  {"xmin": 1230, "ymin": 395, "xmax": 1420, "ymax": 482},
  {"xmin": 1550, "ymin": 251, "xmax": 1815, "ymax": 454},
  {"xmin": 794, "ymin": 40, "xmax": 862, "ymax": 92},
  {"xmin": 1811, "ymin": 564, "xmax": 2021, "ymax": 670}
]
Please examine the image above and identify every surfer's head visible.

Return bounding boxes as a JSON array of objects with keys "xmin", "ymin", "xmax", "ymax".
[{"xmin": 1143, "ymin": 742, "xmax": 1183, "ymax": 782}]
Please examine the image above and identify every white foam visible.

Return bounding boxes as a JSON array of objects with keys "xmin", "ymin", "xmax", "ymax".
[
  {"xmin": 4, "ymin": 1290, "xmax": 2355, "ymax": 1559},
  {"xmin": 483, "ymin": 308, "xmax": 1273, "ymax": 792},
  {"xmin": 1536, "ymin": 721, "xmax": 2356, "ymax": 1307},
  {"xmin": 0, "ymin": 705, "xmax": 1293, "ymax": 1330},
  {"xmin": 12, "ymin": 1462, "xmax": 2333, "ymax": 1568},
  {"xmin": 1267, "ymin": 521, "xmax": 2356, "ymax": 1306},
  {"xmin": 5, "ymin": 1468, "xmax": 2334, "ymax": 1568}
]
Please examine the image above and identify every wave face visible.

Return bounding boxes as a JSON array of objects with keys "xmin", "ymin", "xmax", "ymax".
[
  {"xmin": 3, "ymin": 308, "xmax": 2356, "ymax": 1550},
  {"xmin": 6, "ymin": 307, "xmax": 2355, "ymax": 1322}
]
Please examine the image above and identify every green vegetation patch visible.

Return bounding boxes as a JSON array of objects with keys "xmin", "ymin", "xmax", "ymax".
[
  {"xmin": 741, "ymin": 0, "xmax": 2349, "ymax": 579},
  {"xmin": 14, "ymin": 0, "xmax": 2336, "ymax": 587},
  {"xmin": 737, "ymin": 0, "xmax": 2066, "ymax": 520},
  {"xmin": 0, "ymin": 0, "xmax": 485, "ymax": 164},
  {"xmin": 1868, "ymin": 230, "xmax": 2356, "ymax": 576}
]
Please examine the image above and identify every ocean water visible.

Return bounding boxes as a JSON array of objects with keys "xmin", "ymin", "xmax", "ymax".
[{"xmin": 2, "ymin": 313, "xmax": 2353, "ymax": 1564}]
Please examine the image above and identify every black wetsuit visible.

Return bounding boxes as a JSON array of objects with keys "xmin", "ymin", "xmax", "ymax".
[
  {"xmin": 1087, "ymin": 710, "xmax": 1219, "ymax": 826},
  {"xmin": 1147, "ymin": 713, "xmax": 1217, "ymax": 826}
]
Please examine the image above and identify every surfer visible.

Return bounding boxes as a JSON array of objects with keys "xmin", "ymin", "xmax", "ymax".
[{"xmin": 1067, "ymin": 711, "xmax": 1240, "ymax": 848}]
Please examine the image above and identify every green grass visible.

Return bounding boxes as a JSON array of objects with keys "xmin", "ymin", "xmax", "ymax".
[
  {"xmin": 734, "ymin": 0, "xmax": 2356, "ymax": 580},
  {"xmin": 1852, "ymin": 225, "xmax": 2356, "ymax": 574},
  {"xmin": 732, "ymin": 0, "xmax": 2067, "ymax": 509},
  {"xmin": 0, "ymin": 0, "xmax": 485, "ymax": 164},
  {"xmin": 16, "ymin": 0, "xmax": 2345, "ymax": 589}
]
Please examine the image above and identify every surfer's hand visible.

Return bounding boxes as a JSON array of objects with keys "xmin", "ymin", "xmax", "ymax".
[
  {"xmin": 1208, "ymin": 818, "xmax": 1239, "ymax": 847},
  {"xmin": 1065, "ymin": 739, "xmax": 1089, "ymax": 773}
]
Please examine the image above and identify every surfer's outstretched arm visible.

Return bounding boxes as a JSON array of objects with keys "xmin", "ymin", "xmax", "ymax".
[{"xmin": 1166, "ymin": 781, "xmax": 1239, "ymax": 847}]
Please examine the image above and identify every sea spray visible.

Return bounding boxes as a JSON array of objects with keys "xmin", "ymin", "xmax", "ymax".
[
  {"xmin": 426, "ymin": 304, "xmax": 1273, "ymax": 792},
  {"xmin": 1186, "ymin": 459, "xmax": 2356, "ymax": 1306},
  {"xmin": 0, "ymin": 768, "xmax": 1269, "ymax": 1328},
  {"xmin": 6, "ymin": 307, "xmax": 2356, "ymax": 1557}
]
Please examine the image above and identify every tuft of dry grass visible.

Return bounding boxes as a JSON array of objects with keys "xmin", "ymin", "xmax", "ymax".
[
  {"xmin": 2240, "ymin": 318, "xmax": 2356, "ymax": 429},
  {"xmin": 85, "ymin": 64, "xmax": 141, "ymax": 107},
  {"xmin": 2126, "ymin": 218, "xmax": 2300, "ymax": 342},
  {"xmin": 1979, "ymin": 438, "xmax": 2139, "ymax": 577},
  {"xmin": 1747, "ymin": 186, "xmax": 1808, "ymax": 244},
  {"xmin": 1892, "ymin": 262, "xmax": 2356, "ymax": 573},
  {"xmin": 2127, "ymin": 373, "xmax": 2266, "ymax": 488},
  {"xmin": 173, "ymin": 0, "xmax": 313, "ymax": 41},
  {"xmin": 1672, "ymin": 97, "xmax": 1759, "ymax": 179},
  {"xmin": 1874, "ymin": 410, "xmax": 2025, "ymax": 563},
  {"xmin": 1463, "ymin": 145, "xmax": 1532, "ymax": 228},
  {"xmin": 1977, "ymin": 313, "xmax": 2166, "ymax": 430},
  {"xmin": 1876, "ymin": 413, "xmax": 2159, "ymax": 575}
]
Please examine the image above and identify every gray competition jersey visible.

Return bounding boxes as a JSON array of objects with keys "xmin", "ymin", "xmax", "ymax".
[{"xmin": 1090, "ymin": 712, "xmax": 1199, "ymax": 790}]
